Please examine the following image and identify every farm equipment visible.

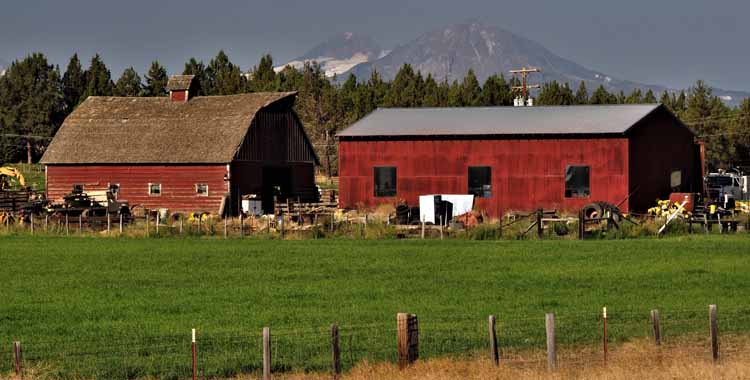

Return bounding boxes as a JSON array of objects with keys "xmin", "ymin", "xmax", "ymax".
[
  {"xmin": 0, "ymin": 166, "xmax": 27, "ymax": 190},
  {"xmin": 46, "ymin": 187, "xmax": 132, "ymax": 222}
]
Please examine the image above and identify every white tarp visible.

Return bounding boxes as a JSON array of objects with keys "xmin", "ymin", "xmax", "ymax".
[{"xmin": 419, "ymin": 194, "xmax": 475, "ymax": 224}]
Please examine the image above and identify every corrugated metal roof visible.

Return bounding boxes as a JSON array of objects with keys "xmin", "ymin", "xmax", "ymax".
[{"xmin": 337, "ymin": 104, "xmax": 665, "ymax": 138}]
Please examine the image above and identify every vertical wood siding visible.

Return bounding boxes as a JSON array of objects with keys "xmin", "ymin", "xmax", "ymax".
[
  {"xmin": 234, "ymin": 111, "xmax": 316, "ymax": 163},
  {"xmin": 46, "ymin": 165, "xmax": 228, "ymax": 214},
  {"xmin": 339, "ymin": 137, "xmax": 631, "ymax": 217}
]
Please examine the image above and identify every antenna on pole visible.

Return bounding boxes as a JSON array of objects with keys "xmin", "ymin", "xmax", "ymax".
[{"xmin": 510, "ymin": 67, "xmax": 542, "ymax": 106}]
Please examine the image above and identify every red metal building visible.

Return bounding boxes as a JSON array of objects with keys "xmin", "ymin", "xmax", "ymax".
[
  {"xmin": 337, "ymin": 104, "xmax": 701, "ymax": 216},
  {"xmin": 41, "ymin": 75, "xmax": 319, "ymax": 215}
]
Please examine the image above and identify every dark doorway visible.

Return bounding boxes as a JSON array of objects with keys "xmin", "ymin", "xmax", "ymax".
[{"xmin": 262, "ymin": 166, "xmax": 292, "ymax": 214}]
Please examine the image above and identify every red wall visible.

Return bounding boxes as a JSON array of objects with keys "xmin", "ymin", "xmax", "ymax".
[
  {"xmin": 338, "ymin": 138, "xmax": 630, "ymax": 217},
  {"xmin": 46, "ymin": 165, "xmax": 229, "ymax": 214},
  {"xmin": 170, "ymin": 90, "xmax": 188, "ymax": 102}
]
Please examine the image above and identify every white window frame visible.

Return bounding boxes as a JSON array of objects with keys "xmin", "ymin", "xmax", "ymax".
[
  {"xmin": 72, "ymin": 184, "xmax": 85, "ymax": 192},
  {"xmin": 196, "ymin": 183, "xmax": 209, "ymax": 197},
  {"xmin": 148, "ymin": 183, "xmax": 162, "ymax": 196}
]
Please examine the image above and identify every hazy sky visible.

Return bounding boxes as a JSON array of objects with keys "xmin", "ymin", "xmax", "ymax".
[{"xmin": 2, "ymin": 0, "xmax": 749, "ymax": 90}]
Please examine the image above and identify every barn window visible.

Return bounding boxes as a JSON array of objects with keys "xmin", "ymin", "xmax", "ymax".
[
  {"xmin": 72, "ymin": 184, "xmax": 84, "ymax": 193},
  {"xmin": 468, "ymin": 166, "xmax": 492, "ymax": 198},
  {"xmin": 670, "ymin": 169, "xmax": 682, "ymax": 189},
  {"xmin": 374, "ymin": 167, "xmax": 397, "ymax": 197},
  {"xmin": 565, "ymin": 165, "xmax": 590, "ymax": 198},
  {"xmin": 148, "ymin": 183, "xmax": 162, "ymax": 196},
  {"xmin": 196, "ymin": 183, "xmax": 208, "ymax": 196}
]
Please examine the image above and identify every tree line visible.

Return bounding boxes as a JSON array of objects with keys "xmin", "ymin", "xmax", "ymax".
[{"xmin": 0, "ymin": 51, "xmax": 748, "ymax": 174}]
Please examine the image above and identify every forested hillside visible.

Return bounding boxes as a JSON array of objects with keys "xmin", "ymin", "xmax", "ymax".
[{"xmin": 1, "ymin": 52, "xmax": 748, "ymax": 174}]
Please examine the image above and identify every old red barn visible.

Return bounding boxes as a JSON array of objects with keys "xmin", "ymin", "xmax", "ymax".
[
  {"xmin": 337, "ymin": 104, "xmax": 702, "ymax": 216},
  {"xmin": 41, "ymin": 75, "xmax": 319, "ymax": 215}
]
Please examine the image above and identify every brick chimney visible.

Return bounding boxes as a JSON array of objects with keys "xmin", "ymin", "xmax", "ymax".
[{"xmin": 167, "ymin": 75, "xmax": 196, "ymax": 102}]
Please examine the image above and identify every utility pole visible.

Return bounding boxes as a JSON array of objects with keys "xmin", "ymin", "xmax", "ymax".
[{"xmin": 510, "ymin": 67, "xmax": 542, "ymax": 102}]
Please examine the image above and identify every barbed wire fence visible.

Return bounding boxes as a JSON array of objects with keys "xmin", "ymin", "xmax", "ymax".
[{"xmin": 2, "ymin": 305, "xmax": 749, "ymax": 379}]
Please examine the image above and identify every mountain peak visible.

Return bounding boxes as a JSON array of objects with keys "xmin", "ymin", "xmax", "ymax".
[{"xmin": 276, "ymin": 32, "xmax": 385, "ymax": 77}]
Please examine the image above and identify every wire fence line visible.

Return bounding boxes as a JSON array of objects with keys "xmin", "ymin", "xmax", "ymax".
[{"xmin": 2, "ymin": 306, "xmax": 749, "ymax": 379}]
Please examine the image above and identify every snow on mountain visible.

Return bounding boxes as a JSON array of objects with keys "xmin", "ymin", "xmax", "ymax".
[
  {"xmin": 276, "ymin": 32, "xmax": 387, "ymax": 78},
  {"xmin": 0, "ymin": 59, "xmax": 8, "ymax": 77}
]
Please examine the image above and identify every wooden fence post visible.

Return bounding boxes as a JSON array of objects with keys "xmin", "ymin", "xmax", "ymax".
[
  {"xmin": 546, "ymin": 313, "xmax": 556, "ymax": 370},
  {"xmin": 537, "ymin": 208, "xmax": 544, "ymax": 238},
  {"xmin": 263, "ymin": 327, "xmax": 272, "ymax": 380},
  {"xmin": 145, "ymin": 213, "xmax": 149, "ymax": 237},
  {"xmin": 119, "ymin": 213, "xmax": 123, "ymax": 235},
  {"xmin": 13, "ymin": 341, "xmax": 22, "ymax": 379},
  {"xmin": 602, "ymin": 307, "xmax": 608, "ymax": 363},
  {"xmin": 489, "ymin": 315, "xmax": 499, "ymax": 366},
  {"xmin": 107, "ymin": 212, "xmax": 111, "ymax": 234},
  {"xmin": 240, "ymin": 213, "xmax": 244, "ymax": 239},
  {"xmin": 651, "ymin": 309, "xmax": 661, "ymax": 346},
  {"xmin": 156, "ymin": 212, "xmax": 160, "ymax": 234},
  {"xmin": 421, "ymin": 218, "xmax": 425, "ymax": 239},
  {"xmin": 578, "ymin": 209, "xmax": 585, "ymax": 240},
  {"xmin": 30, "ymin": 213, "xmax": 34, "ymax": 235},
  {"xmin": 224, "ymin": 216, "xmax": 228, "ymax": 238},
  {"xmin": 179, "ymin": 217, "xmax": 183, "ymax": 235},
  {"xmin": 710, "ymin": 304, "xmax": 719, "ymax": 362},
  {"xmin": 397, "ymin": 313, "xmax": 419, "ymax": 369},
  {"xmin": 191, "ymin": 329, "xmax": 197, "ymax": 380},
  {"xmin": 44, "ymin": 214, "xmax": 48, "ymax": 233},
  {"xmin": 331, "ymin": 324, "xmax": 341, "ymax": 379},
  {"xmin": 65, "ymin": 214, "xmax": 69, "ymax": 236}
]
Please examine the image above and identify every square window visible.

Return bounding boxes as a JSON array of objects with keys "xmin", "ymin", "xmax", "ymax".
[
  {"xmin": 72, "ymin": 184, "xmax": 84, "ymax": 193},
  {"xmin": 565, "ymin": 165, "xmax": 590, "ymax": 198},
  {"xmin": 468, "ymin": 166, "xmax": 492, "ymax": 198},
  {"xmin": 196, "ymin": 183, "xmax": 208, "ymax": 196},
  {"xmin": 670, "ymin": 170, "xmax": 682, "ymax": 189},
  {"xmin": 149, "ymin": 183, "xmax": 162, "ymax": 196},
  {"xmin": 374, "ymin": 167, "xmax": 397, "ymax": 197}
]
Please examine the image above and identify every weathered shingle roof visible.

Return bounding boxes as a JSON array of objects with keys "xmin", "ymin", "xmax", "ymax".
[
  {"xmin": 41, "ymin": 92, "xmax": 297, "ymax": 164},
  {"xmin": 167, "ymin": 75, "xmax": 195, "ymax": 91},
  {"xmin": 338, "ymin": 104, "xmax": 672, "ymax": 138}
]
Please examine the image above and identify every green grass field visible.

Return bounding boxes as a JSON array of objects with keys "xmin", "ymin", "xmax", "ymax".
[{"xmin": 1, "ymin": 235, "xmax": 750, "ymax": 379}]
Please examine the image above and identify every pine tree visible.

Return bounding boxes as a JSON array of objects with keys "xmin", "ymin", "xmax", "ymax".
[
  {"xmin": 367, "ymin": 69, "xmax": 388, "ymax": 107},
  {"xmin": 574, "ymin": 81, "xmax": 589, "ymax": 105},
  {"xmin": 250, "ymin": 54, "xmax": 276, "ymax": 92},
  {"xmin": 589, "ymin": 85, "xmax": 616, "ymax": 104},
  {"xmin": 447, "ymin": 80, "xmax": 463, "ymax": 107},
  {"xmin": 114, "ymin": 67, "xmax": 143, "ymax": 97},
  {"xmin": 0, "ymin": 53, "xmax": 65, "ymax": 163},
  {"xmin": 385, "ymin": 64, "xmax": 419, "ymax": 107},
  {"xmin": 83, "ymin": 54, "xmax": 113, "ymax": 99},
  {"xmin": 733, "ymin": 99, "xmax": 750, "ymax": 163},
  {"xmin": 144, "ymin": 61, "xmax": 168, "ymax": 97},
  {"xmin": 62, "ymin": 54, "xmax": 85, "ymax": 111},
  {"xmin": 207, "ymin": 50, "xmax": 244, "ymax": 95},
  {"xmin": 183, "ymin": 58, "xmax": 209, "ymax": 96},
  {"xmin": 481, "ymin": 74, "xmax": 512, "ymax": 106},
  {"xmin": 625, "ymin": 89, "xmax": 642, "ymax": 104},
  {"xmin": 422, "ymin": 74, "xmax": 440, "ymax": 107},
  {"xmin": 684, "ymin": 80, "xmax": 734, "ymax": 168},
  {"xmin": 643, "ymin": 89, "xmax": 657, "ymax": 103},
  {"xmin": 660, "ymin": 91, "xmax": 672, "ymax": 109},
  {"xmin": 461, "ymin": 69, "xmax": 482, "ymax": 106}
]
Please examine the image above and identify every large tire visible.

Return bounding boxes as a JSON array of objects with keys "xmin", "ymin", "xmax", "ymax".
[{"xmin": 582, "ymin": 203, "xmax": 603, "ymax": 220}]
